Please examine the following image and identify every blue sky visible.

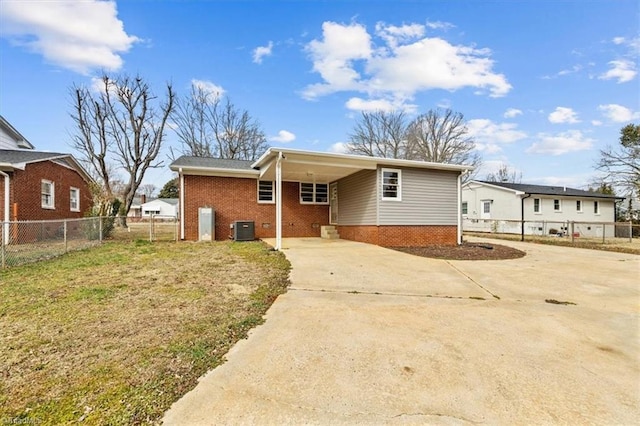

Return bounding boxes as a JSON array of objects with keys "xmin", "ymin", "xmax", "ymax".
[{"xmin": 1, "ymin": 0, "xmax": 639, "ymax": 192}]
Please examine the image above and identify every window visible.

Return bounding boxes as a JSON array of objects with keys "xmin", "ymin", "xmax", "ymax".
[
  {"xmin": 381, "ymin": 168, "xmax": 401, "ymax": 200},
  {"xmin": 594, "ymin": 201, "xmax": 600, "ymax": 215},
  {"xmin": 144, "ymin": 209, "xmax": 160, "ymax": 216},
  {"xmin": 41, "ymin": 180, "xmax": 54, "ymax": 209},
  {"xmin": 70, "ymin": 187, "xmax": 80, "ymax": 212},
  {"xmin": 576, "ymin": 200, "xmax": 583, "ymax": 213},
  {"xmin": 483, "ymin": 201, "xmax": 491, "ymax": 214},
  {"xmin": 553, "ymin": 199, "xmax": 561, "ymax": 212},
  {"xmin": 462, "ymin": 202, "xmax": 468, "ymax": 215},
  {"xmin": 299, "ymin": 183, "xmax": 329, "ymax": 204},
  {"xmin": 257, "ymin": 180, "xmax": 274, "ymax": 203},
  {"xmin": 533, "ymin": 198, "xmax": 541, "ymax": 213}
]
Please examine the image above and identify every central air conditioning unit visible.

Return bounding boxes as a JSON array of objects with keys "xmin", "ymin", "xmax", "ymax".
[{"xmin": 233, "ymin": 221, "xmax": 255, "ymax": 241}]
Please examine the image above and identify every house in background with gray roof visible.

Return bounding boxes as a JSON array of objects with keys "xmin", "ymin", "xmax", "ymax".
[
  {"xmin": 170, "ymin": 147, "xmax": 472, "ymax": 249},
  {"xmin": 0, "ymin": 115, "xmax": 92, "ymax": 227},
  {"xmin": 462, "ymin": 180, "xmax": 624, "ymax": 238}
]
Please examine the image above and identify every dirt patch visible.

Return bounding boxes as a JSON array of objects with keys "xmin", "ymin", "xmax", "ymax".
[{"xmin": 392, "ymin": 242, "xmax": 526, "ymax": 260}]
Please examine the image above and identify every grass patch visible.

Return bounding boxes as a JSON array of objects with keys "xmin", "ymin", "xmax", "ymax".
[{"xmin": 0, "ymin": 240, "xmax": 290, "ymax": 424}]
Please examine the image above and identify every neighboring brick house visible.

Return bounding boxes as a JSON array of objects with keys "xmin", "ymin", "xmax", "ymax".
[
  {"xmin": 0, "ymin": 116, "xmax": 93, "ymax": 225},
  {"xmin": 170, "ymin": 148, "xmax": 471, "ymax": 249}
]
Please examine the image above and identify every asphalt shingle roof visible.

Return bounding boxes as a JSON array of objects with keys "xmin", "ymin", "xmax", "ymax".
[
  {"xmin": 170, "ymin": 156, "xmax": 255, "ymax": 170},
  {"xmin": 0, "ymin": 149, "xmax": 70, "ymax": 164},
  {"xmin": 476, "ymin": 180, "xmax": 622, "ymax": 199}
]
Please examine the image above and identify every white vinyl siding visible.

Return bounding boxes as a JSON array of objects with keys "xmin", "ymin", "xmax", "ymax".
[
  {"xmin": 257, "ymin": 180, "xmax": 274, "ymax": 204},
  {"xmin": 41, "ymin": 180, "xmax": 54, "ymax": 209},
  {"xmin": 336, "ymin": 170, "xmax": 377, "ymax": 225},
  {"xmin": 70, "ymin": 187, "xmax": 80, "ymax": 212},
  {"xmin": 381, "ymin": 168, "xmax": 401, "ymax": 201},
  {"xmin": 378, "ymin": 168, "xmax": 458, "ymax": 225},
  {"xmin": 300, "ymin": 183, "xmax": 329, "ymax": 204}
]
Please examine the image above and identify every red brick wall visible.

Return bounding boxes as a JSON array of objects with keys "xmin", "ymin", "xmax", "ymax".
[
  {"xmin": 337, "ymin": 225, "xmax": 458, "ymax": 247},
  {"xmin": 183, "ymin": 175, "xmax": 329, "ymax": 241},
  {"xmin": 0, "ymin": 161, "xmax": 92, "ymax": 221}
]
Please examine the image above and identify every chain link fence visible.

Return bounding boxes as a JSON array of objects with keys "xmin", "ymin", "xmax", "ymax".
[
  {"xmin": 1, "ymin": 215, "xmax": 180, "ymax": 269},
  {"xmin": 463, "ymin": 218, "xmax": 639, "ymax": 247},
  {"xmin": 1, "ymin": 217, "xmax": 104, "ymax": 269}
]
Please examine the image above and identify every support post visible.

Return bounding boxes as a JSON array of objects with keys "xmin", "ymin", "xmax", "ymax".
[
  {"xmin": 521, "ymin": 193, "xmax": 531, "ymax": 241},
  {"xmin": 275, "ymin": 152, "xmax": 283, "ymax": 250},
  {"xmin": 570, "ymin": 221, "xmax": 574, "ymax": 243}
]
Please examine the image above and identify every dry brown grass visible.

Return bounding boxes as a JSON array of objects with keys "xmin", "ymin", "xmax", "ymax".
[{"xmin": 0, "ymin": 240, "xmax": 289, "ymax": 424}]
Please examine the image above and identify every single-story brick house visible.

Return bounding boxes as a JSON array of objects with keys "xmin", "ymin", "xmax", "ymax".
[
  {"xmin": 170, "ymin": 148, "xmax": 471, "ymax": 249},
  {"xmin": 462, "ymin": 180, "xmax": 624, "ymax": 237},
  {"xmin": 0, "ymin": 116, "xmax": 93, "ymax": 226}
]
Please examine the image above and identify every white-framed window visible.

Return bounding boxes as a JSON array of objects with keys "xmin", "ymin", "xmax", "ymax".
[
  {"xmin": 553, "ymin": 199, "xmax": 561, "ymax": 212},
  {"xmin": 299, "ymin": 182, "xmax": 329, "ymax": 204},
  {"xmin": 70, "ymin": 187, "xmax": 80, "ymax": 212},
  {"xmin": 381, "ymin": 168, "xmax": 401, "ymax": 201},
  {"xmin": 533, "ymin": 198, "xmax": 541, "ymax": 213},
  {"xmin": 41, "ymin": 180, "xmax": 55, "ymax": 209},
  {"xmin": 257, "ymin": 180, "xmax": 274, "ymax": 204},
  {"xmin": 594, "ymin": 201, "xmax": 600, "ymax": 215},
  {"xmin": 144, "ymin": 209, "xmax": 160, "ymax": 216},
  {"xmin": 462, "ymin": 202, "xmax": 468, "ymax": 215},
  {"xmin": 483, "ymin": 201, "xmax": 491, "ymax": 214},
  {"xmin": 576, "ymin": 199, "xmax": 583, "ymax": 213}
]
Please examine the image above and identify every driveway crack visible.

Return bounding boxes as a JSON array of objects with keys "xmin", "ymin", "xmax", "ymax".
[{"xmin": 444, "ymin": 260, "xmax": 500, "ymax": 300}]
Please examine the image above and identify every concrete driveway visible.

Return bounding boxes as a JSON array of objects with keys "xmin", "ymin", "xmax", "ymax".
[{"xmin": 164, "ymin": 237, "xmax": 639, "ymax": 425}]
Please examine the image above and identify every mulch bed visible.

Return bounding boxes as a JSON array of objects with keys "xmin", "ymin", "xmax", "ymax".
[{"xmin": 392, "ymin": 242, "xmax": 526, "ymax": 260}]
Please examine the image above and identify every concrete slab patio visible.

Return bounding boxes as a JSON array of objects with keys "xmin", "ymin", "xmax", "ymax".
[{"xmin": 163, "ymin": 237, "xmax": 639, "ymax": 425}]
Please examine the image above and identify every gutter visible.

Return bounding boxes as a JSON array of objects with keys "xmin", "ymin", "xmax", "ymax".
[{"xmin": 521, "ymin": 193, "xmax": 531, "ymax": 241}]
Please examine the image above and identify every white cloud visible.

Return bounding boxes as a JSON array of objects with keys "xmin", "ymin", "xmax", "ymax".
[
  {"xmin": 598, "ymin": 104, "xmax": 640, "ymax": 122},
  {"xmin": 467, "ymin": 119, "xmax": 527, "ymax": 146},
  {"xmin": 599, "ymin": 59, "xmax": 637, "ymax": 83},
  {"xmin": 612, "ymin": 37, "xmax": 626, "ymax": 45},
  {"xmin": 329, "ymin": 142, "xmax": 349, "ymax": 154},
  {"xmin": 548, "ymin": 107, "xmax": 580, "ymax": 124},
  {"xmin": 253, "ymin": 41, "xmax": 273, "ymax": 64},
  {"xmin": 0, "ymin": 0, "xmax": 138, "ymax": 74},
  {"xmin": 425, "ymin": 21, "xmax": 455, "ymax": 31},
  {"xmin": 345, "ymin": 96, "xmax": 417, "ymax": 113},
  {"xmin": 192, "ymin": 79, "xmax": 225, "ymax": 98},
  {"xmin": 269, "ymin": 130, "xmax": 296, "ymax": 143},
  {"xmin": 302, "ymin": 21, "xmax": 511, "ymax": 105},
  {"xmin": 526, "ymin": 130, "xmax": 593, "ymax": 156},
  {"xmin": 503, "ymin": 108, "xmax": 522, "ymax": 118},
  {"xmin": 591, "ymin": 120, "xmax": 603, "ymax": 126}
]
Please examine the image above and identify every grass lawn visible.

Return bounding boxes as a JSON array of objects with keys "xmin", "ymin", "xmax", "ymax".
[{"xmin": 0, "ymin": 240, "xmax": 290, "ymax": 424}]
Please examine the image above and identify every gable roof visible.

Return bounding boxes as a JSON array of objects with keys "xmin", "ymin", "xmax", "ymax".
[
  {"xmin": 470, "ymin": 180, "xmax": 623, "ymax": 199},
  {"xmin": 0, "ymin": 115, "xmax": 35, "ymax": 150},
  {"xmin": 0, "ymin": 149, "xmax": 93, "ymax": 182},
  {"xmin": 143, "ymin": 198, "xmax": 179, "ymax": 206},
  {"xmin": 170, "ymin": 148, "xmax": 472, "ymax": 182}
]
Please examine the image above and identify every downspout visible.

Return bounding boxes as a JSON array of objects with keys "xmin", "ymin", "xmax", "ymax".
[
  {"xmin": 179, "ymin": 168, "xmax": 185, "ymax": 240},
  {"xmin": 275, "ymin": 152, "xmax": 283, "ymax": 250},
  {"xmin": 521, "ymin": 193, "xmax": 531, "ymax": 241},
  {"xmin": 457, "ymin": 171, "xmax": 463, "ymax": 244},
  {"xmin": 0, "ymin": 170, "xmax": 9, "ymax": 245}
]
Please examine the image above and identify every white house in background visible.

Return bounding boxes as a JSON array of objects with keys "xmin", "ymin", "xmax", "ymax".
[
  {"xmin": 462, "ymin": 181, "xmax": 624, "ymax": 238},
  {"xmin": 141, "ymin": 198, "xmax": 178, "ymax": 218}
]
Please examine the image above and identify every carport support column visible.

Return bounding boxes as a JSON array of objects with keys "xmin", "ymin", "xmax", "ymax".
[{"xmin": 275, "ymin": 152, "xmax": 283, "ymax": 251}]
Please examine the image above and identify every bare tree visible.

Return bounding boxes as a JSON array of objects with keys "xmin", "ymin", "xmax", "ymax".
[
  {"xmin": 486, "ymin": 163, "xmax": 522, "ymax": 183},
  {"xmin": 70, "ymin": 74, "xmax": 175, "ymax": 220},
  {"xmin": 595, "ymin": 123, "xmax": 640, "ymax": 197},
  {"xmin": 405, "ymin": 109, "xmax": 482, "ymax": 177},
  {"xmin": 139, "ymin": 184, "xmax": 157, "ymax": 198},
  {"xmin": 172, "ymin": 84, "xmax": 268, "ymax": 161},
  {"xmin": 347, "ymin": 110, "xmax": 408, "ymax": 158}
]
